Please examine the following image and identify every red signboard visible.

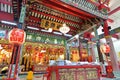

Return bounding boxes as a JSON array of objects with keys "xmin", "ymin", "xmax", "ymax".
[{"xmin": 8, "ymin": 28, "xmax": 26, "ymax": 44}]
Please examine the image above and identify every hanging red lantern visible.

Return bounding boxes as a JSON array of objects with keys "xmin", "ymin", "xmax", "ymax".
[
  {"xmin": 100, "ymin": 44, "xmax": 110, "ymax": 54},
  {"xmin": 8, "ymin": 28, "xmax": 26, "ymax": 45}
]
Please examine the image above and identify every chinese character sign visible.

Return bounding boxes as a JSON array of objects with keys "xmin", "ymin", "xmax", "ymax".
[{"xmin": 8, "ymin": 28, "xmax": 26, "ymax": 44}]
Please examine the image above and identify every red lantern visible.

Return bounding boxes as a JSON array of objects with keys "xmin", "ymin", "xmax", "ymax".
[
  {"xmin": 106, "ymin": 66, "xmax": 113, "ymax": 73},
  {"xmin": 100, "ymin": 44, "xmax": 110, "ymax": 54},
  {"xmin": 8, "ymin": 28, "xmax": 26, "ymax": 44}
]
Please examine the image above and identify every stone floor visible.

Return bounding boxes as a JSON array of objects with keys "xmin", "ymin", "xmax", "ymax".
[
  {"xmin": 13, "ymin": 76, "xmax": 120, "ymax": 80},
  {"xmin": 1, "ymin": 77, "xmax": 120, "ymax": 80},
  {"xmin": 12, "ymin": 77, "xmax": 120, "ymax": 80},
  {"xmin": 101, "ymin": 77, "xmax": 120, "ymax": 80},
  {"xmin": 19, "ymin": 77, "xmax": 120, "ymax": 80},
  {"xmin": 1, "ymin": 74, "xmax": 120, "ymax": 80}
]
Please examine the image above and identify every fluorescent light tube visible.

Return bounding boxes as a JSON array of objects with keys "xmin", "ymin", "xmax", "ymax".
[
  {"xmin": 75, "ymin": 34, "xmax": 79, "ymax": 39},
  {"xmin": 41, "ymin": 29, "xmax": 49, "ymax": 32},
  {"xmin": 1, "ymin": 20, "xmax": 17, "ymax": 26},
  {"xmin": 64, "ymin": 34, "xmax": 72, "ymax": 37},
  {"xmin": 48, "ymin": 28, "xmax": 52, "ymax": 32},
  {"xmin": 53, "ymin": 31, "xmax": 62, "ymax": 35},
  {"xmin": 27, "ymin": 26, "xmax": 39, "ymax": 30}
]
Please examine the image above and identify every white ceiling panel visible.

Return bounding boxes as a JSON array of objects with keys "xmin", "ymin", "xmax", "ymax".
[
  {"xmin": 108, "ymin": 0, "xmax": 120, "ymax": 29},
  {"xmin": 109, "ymin": 0, "xmax": 120, "ymax": 11}
]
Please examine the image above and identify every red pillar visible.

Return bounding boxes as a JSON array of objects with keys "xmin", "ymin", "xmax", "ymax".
[{"xmin": 103, "ymin": 20, "xmax": 109, "ymax": 36}]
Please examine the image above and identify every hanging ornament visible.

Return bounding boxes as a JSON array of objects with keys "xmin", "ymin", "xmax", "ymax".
[
  {"xmin": 8, "ymin": 28, "xmax": 26, "ymax": 44},
  {"xmin": 59, "ymin": 23, "xmax": 70, "ymax": 34}
]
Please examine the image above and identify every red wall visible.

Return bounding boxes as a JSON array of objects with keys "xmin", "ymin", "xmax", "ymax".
[{"xmin": 0, "ymin": 11, "xmax": 14, "ymax": 21}]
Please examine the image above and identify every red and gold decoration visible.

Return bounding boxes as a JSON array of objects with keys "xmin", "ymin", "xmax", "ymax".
[
  {"xmin": 22, "ymin": 45, "xmax": 33, "ymax": 71},
  {"xmin": 25, "ymin": 1, "xmax": 81, "ymax": 35},
  {"xmin": 88, "ymin": 0, "xmax": 110, "ymax": 11},
  {"xmin": 81, "ymin": 48, "xmax": 88, "ymax": 61},
  {"xmin": 48, "ymin": 65, "xmax": 101, "ymax": 80},
  {"xmin": 70, "ymin": 47, "xmax": 80, "ymax": 62},
  {"xmin": 106, "ymin": 66, "xmax": 113, "ymax": 74},
  {"xmin": 41, "ymin": 19, "xmax": 68, "ymax": 32},
  {"xmin": 98, "ymin": 0, "xmax": 110, "ymax": 11},
  {"xmin": 8, "ymin": 28, "xmax": 26, "ymax": 45},
  {"xmin": 41, "ymin": 19, "xmax": 51, "ymax": 29},
  {"xmin": 106, "ymin": 65, "xmax": 114, "ymax": 78},
  {"xmin": 21, "ymin": 42, "xmax": 66, "ymax": 71},
  {"xmin": 0, "ymin": 44, "xmax": 13, "ymax": 64},
  {"xmin": 33, "ymin": 65, "xmax": 48, "ymax": 72},
  {"xmin": 87, "ymin": 55, "xmax": 93, "ymax": 62}
]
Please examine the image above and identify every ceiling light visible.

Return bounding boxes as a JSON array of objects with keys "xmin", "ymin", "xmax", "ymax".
[
  {"xmin": 48, "ymin": 28, "xmax": 52, "ymax": 32},
  {"xmin": 59, "ymin": 23, "xmax": 70, "ymax": 34},
  {"xmin": 1, "ymin": 20, "xmax": 17, "ymax": 26},
  {"xmin": 27, "ymin": 26, "xmax": 39, "ymax": 30},
  {"xmin": 53, "ymin": 31, "xmax": 62, "ymax": 35},
  {"xmin": 41, "ymin": 28, "xmax": 53, "ymax": 32},
  {"xmin": 41, "ymin": 29, "xmax": 49, "ymax": 32},
  {"xmin": 75, "ymin": 34, "xmax": 79, "ymax": 39},
  {"xmin": 64, "ymin": 34, "xmax": 72, "ymax": 37}
]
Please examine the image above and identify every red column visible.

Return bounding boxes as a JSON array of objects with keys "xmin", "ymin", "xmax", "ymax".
[
  {"xmin": 103, "ymin": 20, "xmax": 109, "ymax": 36},
  {"xmin": 8, "ymin": 44, "xmax": 21, "ymax": 78}
]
